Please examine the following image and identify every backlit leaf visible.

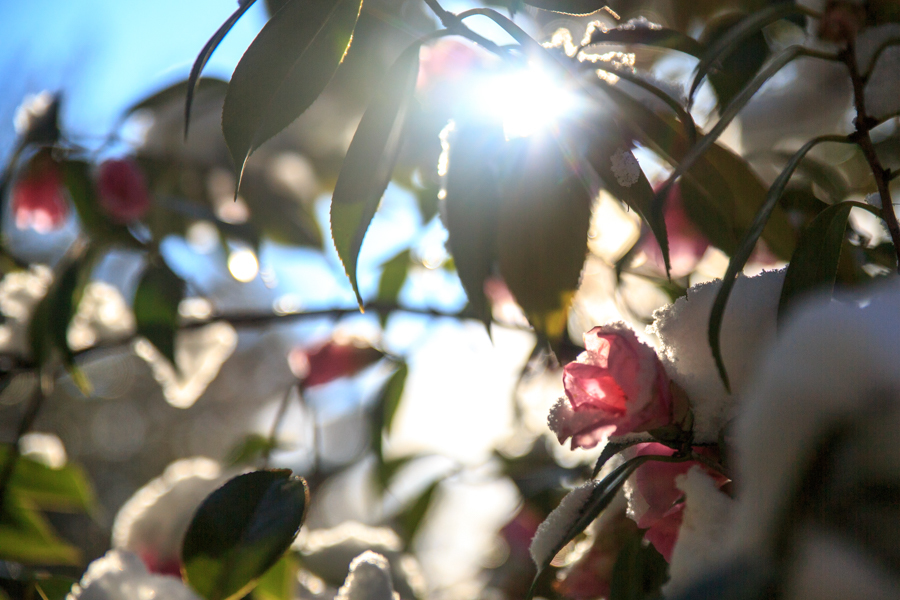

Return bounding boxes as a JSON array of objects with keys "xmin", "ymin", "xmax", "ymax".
[
  {"xmin": 185, "ymin": 0, "xmax": 259, "ymax": 138},
  {"xmin": 182, "ymin": 470, "xmax": 309, "ymax": 600},
  {"xmin": 0, "ymin": 492, "xmax": 80, "ymax": 566},
  {"xmin": 498, "ymin": 134, "xmax": 592, "ymax": 346},
  {"xmin": 689, "ymin": 3, "xmax": 809, "ymax": 104},
  {"xmin": 134, "ymin": 259, "xmax": 185, "ymax": 369},
  {"xmin": 252, "ymin": 552, "xmax": 299, "ymax": 600},
  {"xmin": 443, "ymin": 120, "xmax": 506, "ymax": 329},
  {"xmin": 376, "ymin": 249, "xmax": 411, "ymax": 306},
  {"xmin": 778, "ymin": 201, "xmax": 880, "ymax": 321},
  {"xmin": 0, "ymin": 447, "xmax": 94, "ymax": 513},
  {"xmin": 330, "ymin": 42, "xmax": 421, "ymax": 307},
  {"xmin": 586, "ymin": 24, "xmax": 704, "ymax": 57},
  {"xmin": 223, "ymin": 0, "xmax": 363, "ymax": 192}
]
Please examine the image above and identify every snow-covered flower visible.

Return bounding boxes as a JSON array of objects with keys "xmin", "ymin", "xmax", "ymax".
[
  {"xmin": 549, "ymin": 323, "xmax": 673, "ymax": 450},
  {"xmin": 649, "ymin": 269, "xmax": 784, "ymax": 443},
  {"xmin": 336, "ymin": 551, "xmax": 400, "ymax": 600},
  {"xmin": 624, "ymin": 444, "xmax": 728, "ymax": 561},
  {"xmin": 66, "ymin": 549, "xmax": 200, "ymax": 600},
  {"xmin": 96, "ymin": 159, "xmax": 151, "ymax": 223}
]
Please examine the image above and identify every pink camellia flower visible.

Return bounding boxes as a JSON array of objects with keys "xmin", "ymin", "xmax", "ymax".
[
  {"xmin": 549, "ymin": 323, "xmax": 672, "ymax": 449},
  {"xmin": 289, "ymin": 340, "xmax": 384, "ymax": 389},
  {"xmin": 638, "ymin": 183, "xmax": 709, "ymax": 278},
  {"xmin": 12, "ymin": 150, "xmax": 69, "ymax": 233},
  {"xmin": 628, "ymin": 443, "xmax": 728, "ymax": 561},
  {"xmin": 96, "ymin": 158, "xmax": 151, "ymax": 223}
]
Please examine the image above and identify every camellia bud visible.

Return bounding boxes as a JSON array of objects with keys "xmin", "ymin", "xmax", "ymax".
[
  {"xmin": 96, "ymin": 158, "xmax": 151, "ymax": 223},
  {"xmin": 11, "ymin": 149, "xmax": 69, "ymax": 233}
]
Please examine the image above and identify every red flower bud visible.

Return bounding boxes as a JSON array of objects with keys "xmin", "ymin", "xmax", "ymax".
[
  {"xmin": 11, "ymin": 150, "xmax": 69, "ymax": 233},
  {"xmin": 97, "ymin": 159, "xmax": 151, "ymax": 223}
]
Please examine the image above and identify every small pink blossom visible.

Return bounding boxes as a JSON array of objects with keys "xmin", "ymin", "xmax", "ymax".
[
  {"xmin": 549, "ymin": 324, "xmax": 672, "ymax": 449},
  {"xmin": 629, "ymin": 443, "xmax": 728, "ymax": 561},
  {"xmin": 12, "ymin": 151, "xmax": 69, "ymax": 233},
  {"xmin": 638, "ymin": 184, "xmax": 709, "ymax": 278},
  {"xmin": 97, "ymin": 158, "xmax": 151, "ymax": 223}
]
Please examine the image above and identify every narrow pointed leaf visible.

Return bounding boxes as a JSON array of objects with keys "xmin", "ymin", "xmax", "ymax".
[
  {"xmin": 185, "ymin": 0, "xmax": 259, "ymax": 138},
  {"xmin": 330, "ymin": 43, "xmax": 421, "ymax": 307},
  {"xmin": 689, "ymin": 3, "xmax": 809, "ymax": 104},
  {"xmin": 134, "ymin": 259, "xmax": 186, "ymax": 369},
  {"xmin": 443, "ymin": 120, "xmax": 505, "ymax": 329},
  {"xmin": 0, "ymin": 492, "xmax": 81, "ymax": 566},
  {"xmin": 528, "ymin": 456, "xmax": 652, "ymax": 599},
  {"xmin": 29, "ymin": 244, "xmax": 96, "ymax": 395},
  {"xmin": 658, "ymin": 45, "xmax": 807, "ymax": 211},
  {"xmin": 182, "ymin": 470, "xmax": 309, "ymax": 600},
  {"xmin": 609, "ymin": 529, "xmax": 668, "ymax": 600},
  {"xmin": 708, "ymin": 135, "xmax": 853, "ymax": 391},
  {"xmin": 499, "ymin": 135, "xmax": 592, "ymax": 345},
  {"xmin": 223, "ymin": 0, "xmax": 363, "ymax": 191},
  {"xmin": 0, "ymin": 447, "xmax": 94, "ymax": 512},
  {"xmin": 587, "ymin": 25, "xmax": 704, "ymax": 58},
  {"xmin": 376, "ymin": 249, "xmax": 411, "ymax": 306},
  {"xmin": 778, "ymin": 201, "xmax": 880, "ymax": 321}
]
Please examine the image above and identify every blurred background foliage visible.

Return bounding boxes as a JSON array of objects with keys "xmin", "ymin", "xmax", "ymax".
[{"xmin": 0, "ymin": 0, "xmax": 897, "ymax": 598}]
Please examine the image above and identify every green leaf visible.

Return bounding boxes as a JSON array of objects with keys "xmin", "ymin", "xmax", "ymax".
[
  {"xmin": 370, "ymin": 363, "xmax": 408, "ymax": 469},
  {"xmin": 133, "ymin": 259, "xmax": 185, "ymax": 369},
  {"xmin": 252, "ymin": 552, "xmax": 298, "ymax": 600},
  {"xmin": 609, "ymin": 529, "xmax": 668, "ymax": 600},
  {"xmin": 0, "ymin": 492, "xmax": 80, "ymax": 566},
  {"xmin": 586, "ymin": 24, "xmax": 704, "ymax": 58},
  {"xmin": 498, "ymin": 134, "xmax": 592, "ymax": 346},
  {"xmin": 376, "ymin": 249, "xmax": 411, "ymax": 306},
  {"xmin": 584, "ymin": 117, "xmax": 668, "ymax": 273},
  {"xmin": 0, "ymin": 447, "xmax": 94, "ymax": 513},
  {"xmin": 223, "ymin": 0, "xmax": 363, "ymax": 192},
  {"xmin": 32, "ymin": 575, "xmax": 77, "ymax": 600},
  {"xmin": 400, "ymin": 479, "xmax": 439, "ymax": 543},
  {"xmin": 186, "ymin": 0, "xmax": 259, "ymax": 138},
  {"xmin": 597, "ymin": 83, "xmax": 795, "ymax": 259},
  {"xmin": 528, "ymin": 455, "xmax": 653, "ymax": 598},
  {"xmin": 659, "ymin": 44, "xmax": 809, "ymax": 210},
  {"xmin": 517, "ymin": 0, "xmax": 604, "ymax": 15},
  {"xmin": 63, "ymin": 161, "xmax": 138, "ymax": 248},
  {"xmin": 330, "ymin": 42, "xmax": 421, "ymax": 308},
  {"xmin": 707, "ymin": 135, "xmax": 853, "ymax": 391},
  {"xmin": 702, "ymin": 13, "xmax": 770, "ymax": 111},
  {"xmin": 443, "ymin": 120, "xmax": 505, "ymax": 329},
  {"xmin": 375, "ymin": 454, "xmax": 419, "ymax": 494},
  {"xmin": 29, "ymin": 244, "xmax": 95, "ymax": 395},
  {"xmin": 778, "ymin": 201, "xmax": 880, "ymax": 321},
  {"xmin": 182, "ymin": 470, "xmax": 309, "ymax": 600},
  {"xmin": 689, "ymin": 3, "xmax": 809, "ymax": 104},
  {"xmin": 225, "ymin": 434, "xmax": 283, "ymax": 469}
]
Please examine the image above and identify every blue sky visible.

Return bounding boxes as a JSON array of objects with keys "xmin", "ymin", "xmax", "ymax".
[{"xmin": 0, "ymin": 0, "xmax": 268, "ymax": 161}]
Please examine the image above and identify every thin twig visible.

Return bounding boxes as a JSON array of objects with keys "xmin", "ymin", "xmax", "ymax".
[
  {"xmin": 844, "ymin": 41, "xmax": 900, "ymax": 271},
  {"xmin": 262, "ymin": 384, "xmax": 296, "ymax": 468}
]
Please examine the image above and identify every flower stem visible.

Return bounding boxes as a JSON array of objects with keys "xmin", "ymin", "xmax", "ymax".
[{"xmin": 844, "ymin": 41, "xmax": 900, "ymax": 272}]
